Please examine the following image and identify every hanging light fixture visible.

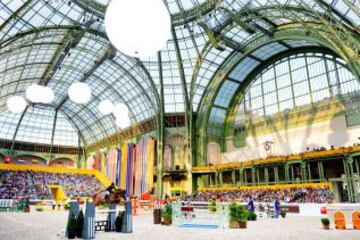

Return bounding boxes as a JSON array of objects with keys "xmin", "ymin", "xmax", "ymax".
[
  {"xmin": 7, "ymin": 96, "xmax": 27, "ymax": 113},
  {"xmin": 104, "ymin": 0, "xmax": 171, "ymax": 59},
  {"xmin": 115, "ymin": 115, "xmax": 131, "ymax": 129},
  {"xmin": 112, "ymin": 103, "xmax": 129, "ymax": 118},
  {"xmin": 113, "ymin": 102, "xmax": 131, "ymax": 128},
  {"xmin": 98, "ymin": 99, "xmax": 114, "ymax": 115},
  {"xmin": 26, "ymin": 84, "xmax": 55, "ymax": 104},
  {"xmin": 68, "ymin": 82, "xmax": 92, "ymax": 104},
  {"xmin": 26, "ymin": 84, "xmax": 42, "ymax": 103},
  {"xmin": 41, "ymin": 87, "xmax": 55, "ymax": 104}
]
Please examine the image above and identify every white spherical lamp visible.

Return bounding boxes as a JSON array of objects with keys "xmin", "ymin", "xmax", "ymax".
[
  {"xmin": 113, "ymin": 103, "xmax": 129, "ymax": 118},
  {"xmin": 98, "ymin": 99, "xmax": 114, "ymax": 115},
  {"xmin": 26, "ymin": 84, "xmax": 43, "ymax": 103},
  {"xmin": 7, "ymin": 96, "xmax": 27, "ymax": 113},
  {"xmin": 68, "ymin": 82, "xmax": 92, "ymax": 104},
  {"xmin": 26, "ymin": 84, "xmax": 55, "ymax": 104},
  {"xmin": 115, "ymin": 115, "xmax": 131, "ymax": 129},
  {"xmin": 105, "ymin": 0, "xmax": 171, "ymax": 59},
  {"xmin": 40, "ymin": 86, "xmax": 55, "ymax": 104}
]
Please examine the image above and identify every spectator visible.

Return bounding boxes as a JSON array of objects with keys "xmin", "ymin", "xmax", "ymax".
[
  {"xmin": 0, "ymin": 170, "xmax": 103, "ymax": 200},
  {"xmin": 185, "ymin": 186, "xmax": 333, "ymax": 204}
]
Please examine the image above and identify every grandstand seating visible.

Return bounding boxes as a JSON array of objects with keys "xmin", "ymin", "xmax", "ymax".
[
  {"xmin": 185, "ymin": 186, "xmax": 334, "ymax": 204},
  {"xmin": 0, "ymin": 170, "xmax": 104, "ymax": 200}
]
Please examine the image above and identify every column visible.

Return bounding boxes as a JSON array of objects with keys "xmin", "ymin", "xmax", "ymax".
[
  {"xmin": 244, "ymin": 169, "xmax": 248, "ymax": 185},
  {"xmin": 231, "ymin": 170, "xmax": 236, "ymax": 185},
  {"xmin": 239, "ymin": 169, "xmax": 243, "ymax": 186},
  {"xmin": 285, "ymin": 164, "xmax": 290, "ymax": 183},
  {"xmin": 264, "ymin": 167, "xmax": 269, "ymax": 184},
  {"xmin": 347, "ymin": 156, "xmax": 357, "ymax": 202},
  {"xmin": 274, "ymin": 166, "xmax": 279, "ymax": 183},
  {"xmin": 343, "ymin": 158, "xmax": 354, "ymax": 202},
  {"xmin": 215, "ymin": 172, "xmax": 219, "ymax": 186},
  {"xmin": 209, "ymin": 173, "xmax": 214, "ymax": 187},
  {"xmin": 251, "ymin": 168, "xmax": 256, "ymax": 185},
  {"xmin": 219, "ymin": 171, "xmax": 223, "ymax": 186},
  {"xmin": 301, "ymin": 162, "xmax": 307, "ymax": 183},
  {"xmin": 307, "ymin": 162, "xmax": 312, "ymax": 182},
  {"xmin": 318, "ymin": 161, "xmax": 325, "ymax": 181}
]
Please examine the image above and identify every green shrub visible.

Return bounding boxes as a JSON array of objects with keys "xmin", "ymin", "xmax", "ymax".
[
  {"xmin": 321, "ymin": 218, "xmax": 330, "ymax": 225},
  {"xmin": 115, "ymin": 211, "xmax": 124, "ymax": 232},
  {"xmin": 229, "ymin": 203, "xmax": 237, "ymax": 221},
  {"xmin": 237, "ymin": 205, "xmax": 249, "ymax": 223},
  {"xmin": 35, "ymin": 206, "xmax": 44, "ymax": 212},
  {"xmin": 209, "ymin": 199, "xmax": 217, "ymax": 212},
  {"xmin": 162, "ymin": 203, "xmax": 172, "ymax": 219},
  {"xmin": 76, "ymin": 210, "xmax": 84, "ymax": 238},
  {"xmin": 229, "ymin": 203, "xmax": 249, "ymax": 223},
  {"xmin": 64, "ymin": 203, "xmax": 70, "ymax": 210},
  {"xmin": 248, "ymin": 211, "xmax": 257, "ymax": 221},
  {"xmin": 67, "ymin": 213, "xmax": 77, "ymax": 239}
]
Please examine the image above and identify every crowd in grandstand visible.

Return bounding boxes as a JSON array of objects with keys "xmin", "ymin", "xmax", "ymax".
[
  {"xmin": 0, "ymin": 170, "xmax": 103, "ymax": 200},
  {"xmin": 185, "ymin": 187, "xmax": 333, "ymax": 203}
]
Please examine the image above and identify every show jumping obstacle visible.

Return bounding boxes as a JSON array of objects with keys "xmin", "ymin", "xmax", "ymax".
[
  {"xmin": 66, "ymin": 200, "xmax": 132, "ymax": 239},
  {"xmin": 172, "ymin": 201, "xmax": 228, "ymax": 229}
]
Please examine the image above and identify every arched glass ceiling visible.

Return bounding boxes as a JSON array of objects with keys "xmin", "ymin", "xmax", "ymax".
[
  {"xmin": 0, "ymin": 106, "xmax": 79, "ymax": 146},
  {"xmin": 0, "ymin": 0, "xmax": 359, "ymax": 146},
  {"xmin": 208, "ymin": 51, "xmax": 358, "ymax": 138},
  {"xmin": 166, "ymin": 0, "xmax": 208, "ymax": 14},
  {"xmin": 0, "ymin": 0, "xmax": 158, "ymax": 145}
]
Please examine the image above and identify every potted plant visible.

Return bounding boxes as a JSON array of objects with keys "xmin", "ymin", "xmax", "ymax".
[
  {"xmin": 209, "ymin": 199, "xmax": 217, "ymax": 212},
  {"xmin": 248, "ymin": 211, "xmax": 257, "ymax": 221},
  {"xmin": 321, "ymin": 218, "xmax": 330, "ymax": 230},
  {"xmin": 280, "ymin": 210, "xmax": 287, "ymax": 218},
  {"xmin": 67, "ymin": 213, "xmax": 77, "ymax": 239},
  {"xmin": 162, "ymin": 203, "xmax": 172, "ymax": 226},
  {"xmin": 35, "ymin": 206, "xmax": 44, "ymax": 212},
  {"xmin": 76, "ymin": 210, "xmax": 84, "ymax": 238},
  {"xmin": 229, "ymin": 203, "xmax": 240, "ymax": 228},
  {"xmin": 115, "ymin": 211, "xmax": 124, "ymax": 232},
  {"xmin": 64, "ymin": 202, "xmax": 70, "ymax": 210},
  {"xmin": 237, "ymin": 205, "xmax": 249, "ymax": 229}
]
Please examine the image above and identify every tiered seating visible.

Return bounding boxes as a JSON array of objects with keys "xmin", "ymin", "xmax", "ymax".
[
  {"xmin": 0, "ymin": 170, "xmax": 104, "ymax": 200},
  {"xmin": 186, "ymin": 186, "xmax": 333, "ymax": 203}
]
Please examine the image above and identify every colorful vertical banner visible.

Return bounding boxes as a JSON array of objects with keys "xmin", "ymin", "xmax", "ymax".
[{"xmin": 116, "ymin": 149, "xmax": 121, "ymax": 187}]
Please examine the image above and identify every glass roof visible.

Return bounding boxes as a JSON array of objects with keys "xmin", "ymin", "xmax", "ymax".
[
  {"xmin": 0, "ymin": 0, "xmax": 358, "ymax": 146},
  {"xmin": 165, "ymin": 0, "xmax": 208, "ymax": 14},
  {"xmin": 209, "ymin": 51, "xmax": 359, "ymax": 138}
]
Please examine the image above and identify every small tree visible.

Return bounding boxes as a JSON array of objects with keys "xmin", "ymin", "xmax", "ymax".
[
  {"xmin": 67, "ymin": 213, "xmax": 77, "ymax": 239},
  {"xmin": 229, "ymin": 202, "xmax": 238, "ymax": 222},
  {"xmin": 209, "ymin": 199, "xmax": 217, "ymax": 212},
  {"xmin": 237, "ymin": 205, "xmax": 249, "ymax": 224},
  {"xmin": 76, "ymin": 210, "xmax": 84, "ymax": 238},
  {"xmin": 115, "ymin": 211, "xmax": 124, "ymax": 232},
  {"xmin": 162, "ymin": 203, "xmax": 173, "ymax": 225}
]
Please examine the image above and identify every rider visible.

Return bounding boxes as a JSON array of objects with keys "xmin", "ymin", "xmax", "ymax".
[{"xmin": 104, "ymin": 182, "xmax": 116, "ymax": 200}]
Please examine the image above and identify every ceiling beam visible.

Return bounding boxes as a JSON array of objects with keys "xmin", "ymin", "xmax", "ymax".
[
  {"xmin": 55, "ymin": 47, "xmax": 116, "ymax": 110},
  {"xmin": 0, "ymin": 0, "xmax": 34, "ymax": 38},
  {"xmin": 42, "ymin": 29, "xmax": 86, "ymax": 86}
]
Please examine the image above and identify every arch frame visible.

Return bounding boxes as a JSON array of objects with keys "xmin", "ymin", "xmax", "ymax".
[{"xmin": 195, "ymin": 24, "xmax": 360, "ymax": 166}]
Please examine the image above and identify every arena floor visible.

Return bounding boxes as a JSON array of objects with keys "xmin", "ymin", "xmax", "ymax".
[{"xmin": 0, "ymin": 211, "xmax": 359, "ymax": 240}]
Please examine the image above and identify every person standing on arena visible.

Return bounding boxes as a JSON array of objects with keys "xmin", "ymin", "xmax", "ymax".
[
  {"xmin": 247, "ymin": 196, "xmax": 255, "ymax": 212},
  {"xmin": 274, "ymin": 197, "xmax": 280, "ymax": 218}
]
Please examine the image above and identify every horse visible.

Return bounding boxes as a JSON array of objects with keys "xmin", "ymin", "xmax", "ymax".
[{"xmin": 92, "ymin": 189, "xmax": 126, "ymax": 206}]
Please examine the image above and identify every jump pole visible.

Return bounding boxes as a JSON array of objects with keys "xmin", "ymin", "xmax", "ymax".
[{"xmin": 82, "ymin": 201, "xmax": 95, "ymax": 239}]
